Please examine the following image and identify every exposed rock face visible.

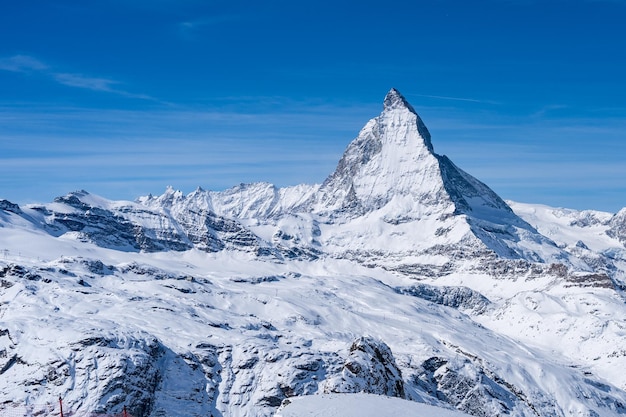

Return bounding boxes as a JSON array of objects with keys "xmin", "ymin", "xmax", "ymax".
[
  {"xmin": 0, "ymin": 200, "xmax": 22, "ymax": 215},
  {"xmin": 409, "ymin": 356, "xmax": 539, "ymax": 417},
  {"xmin": 18, "ymin": 190, "xmax": 270, "ymax": 255},
  {"xmin": 322, "ymin": 337, "xmax": 405, "ymax": 399},
  {"xmin": 608, "ymin": 208, "xmax": 626, "ymax": 245},
  {"xmin": 210, "ymin": 342, "xmax": 339, "ymax": 416},
  {"xmin": 395, "ymin": 284, "xmax": 491, "ymax": 314},
  {"xmin": 0, "ymin": 329, "xmax": 168, "ymax": 417}
]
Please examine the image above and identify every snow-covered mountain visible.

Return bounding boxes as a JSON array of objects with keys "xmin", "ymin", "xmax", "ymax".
[{"xmin": 1, "ymin": 89, "xmax": 626, "ymax": 417}]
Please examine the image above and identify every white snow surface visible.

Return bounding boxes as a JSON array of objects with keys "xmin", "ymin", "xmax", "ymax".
[
  {"xmin": 1, "ymin": 89, "xmax": 626, "ymax": 417},
  {"xmin": 507, "ymin": 200, "xmax": 617, "ymax": 252},
  {"xmin": 274, "ymin": 393, "xmax": 470, "ymax": 417},
  {"xmin": 2, "ymin": 238, "xmax": 626, "ymax": 417}
]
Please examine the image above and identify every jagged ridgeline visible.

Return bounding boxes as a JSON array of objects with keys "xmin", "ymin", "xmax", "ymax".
[
  {"xmin": 1, "ymin": 89, "xmax": 626, "ymax": 417},
  {"xmin": 1, "ymin": 89, "xmax": 612, "ymax": 278}
]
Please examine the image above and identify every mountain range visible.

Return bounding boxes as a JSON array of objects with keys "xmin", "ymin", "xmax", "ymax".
[{"xmin": 1, "ymin": 89, "xmax": 626, "ymax": 417}]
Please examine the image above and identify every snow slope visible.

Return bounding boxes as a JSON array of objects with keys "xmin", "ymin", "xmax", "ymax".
[
  {"xmin": 1, "ymin": 89, "xmax": 626, "ymax": 417},
  {"xmin": 2, "ymin": 240, "xmax": 626, "ymax": 417},
  {"xmin": 275, "ymin": 393, "xmax": 471, "ymax": 417}
]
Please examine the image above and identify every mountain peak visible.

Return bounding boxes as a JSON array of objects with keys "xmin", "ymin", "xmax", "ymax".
[
  {"xmin": 381, "ymin": 89, "xmax": 432, "ymax": 153},
  {"xmin": 314, "ymin": 89, "xmax": 443, "ymax": 214},
  {"xmin": 315, "ymin": 89, "xmax": 526, "ymax": 224},
  {"xmin": 383, "ymin": 88, "xmax": 416, "ymax": 113}
]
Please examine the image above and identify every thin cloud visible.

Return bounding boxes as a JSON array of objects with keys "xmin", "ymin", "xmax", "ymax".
[
  {"xmin": 54, "ymin": 73, "xmax": 119, "ymax": 92},
  {"xmin": 178, "ymin": 14, "xmax": 245, "ymax": 39},
  {"xmin": 0, "ymin": 54, "xmax": 156, "ymax": 101},
  {"xmin": 53, "ymin": 73, "xmax": 158, "ymax": 101},
  {"xmin": 530, "ymin": 104, "xmax": 569, "ymax": 118},
  {"xmin": 408, "ymin": 93, "xmax": 500, "ymax": 105},
  {"xmin": 0, "ymin": 55, "xmax": 48, "ymax": 72},
  {"xmin": 180, "ymin": 15, "xmax": 242, "ymax": 29}
]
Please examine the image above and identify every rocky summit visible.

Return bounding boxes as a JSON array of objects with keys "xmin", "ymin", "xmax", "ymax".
[{"xmin": 1, "ymin": 89, "xmax": 626, "ymax": 417}]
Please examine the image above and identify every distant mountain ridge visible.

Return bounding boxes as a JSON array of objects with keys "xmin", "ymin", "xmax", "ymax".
[
  {"xmin": 0, "ymin": 90, "xmax": 594, "ymax": 264},
  {"xmin": 2, "ymin": 88, "xmax": 624, "ymax": 287}
]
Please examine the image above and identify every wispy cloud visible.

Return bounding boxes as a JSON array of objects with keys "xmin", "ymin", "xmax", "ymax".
[
  {"xmin": 0, "ymin": 54, "xmax": 156, "ymax": 101},
  {"xmin": 53, "ymin": 73, "xmax": 119, "ymax": 92},
  {"xmin": 178, "ymin": 14, "xmax": 245, "ymax": 39},
  {"xmin": 530, "ymin": 104, "xmax": 569, "ymax": 118},
  {"xmin": 0, "ymin": 55, "xmax": 48, "ymax": 72},
  {"xmin": 52, "ymin": 72, "xmax": 157, "ymax": 100},
  {"xmin": 0, "ymin": 101, "xmax": 368, "ymax": 204},
  {"xmin": 407, "ymin": 93, "xmax": 500, "ymax": 105}
]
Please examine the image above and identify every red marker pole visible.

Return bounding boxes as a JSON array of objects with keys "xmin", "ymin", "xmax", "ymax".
[
  {"xmin": 123, "ymin": 405, "xmax": 128, "ymax": 417},
  {"xmin": 59, "ymin": 397, "xmax": 64, "ymax": 417}
]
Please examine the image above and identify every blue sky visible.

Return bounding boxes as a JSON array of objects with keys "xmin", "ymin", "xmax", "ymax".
[{"xmin": 1, "ymin": 0, "xmax": 625, "ymax": 212}]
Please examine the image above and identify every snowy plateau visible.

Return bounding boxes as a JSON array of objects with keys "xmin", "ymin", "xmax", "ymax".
[{"xmin": 2, "ymin": 89, "xmax": 626, "ymax": 417}]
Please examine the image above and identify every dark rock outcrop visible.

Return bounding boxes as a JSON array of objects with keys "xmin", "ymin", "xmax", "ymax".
[{"xmin": 323, "ymin": 337, "xmax": 405, "ymax": 399}]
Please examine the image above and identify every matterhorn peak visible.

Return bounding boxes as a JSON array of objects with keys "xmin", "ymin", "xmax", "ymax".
[
  {"xmin": 314, "ymin": 88, "xmax": 441, "ymax": 213},
  {"xmin": 312, "ymin": 89, "xmax": 530, "ymax": 228},
  {"xmin": 383, "ymin": 88, "xmax": 417, "ymax": 113},
  {"xmin": 380, "ymin": 88, "xmax": 433, "ymax": 153}
]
